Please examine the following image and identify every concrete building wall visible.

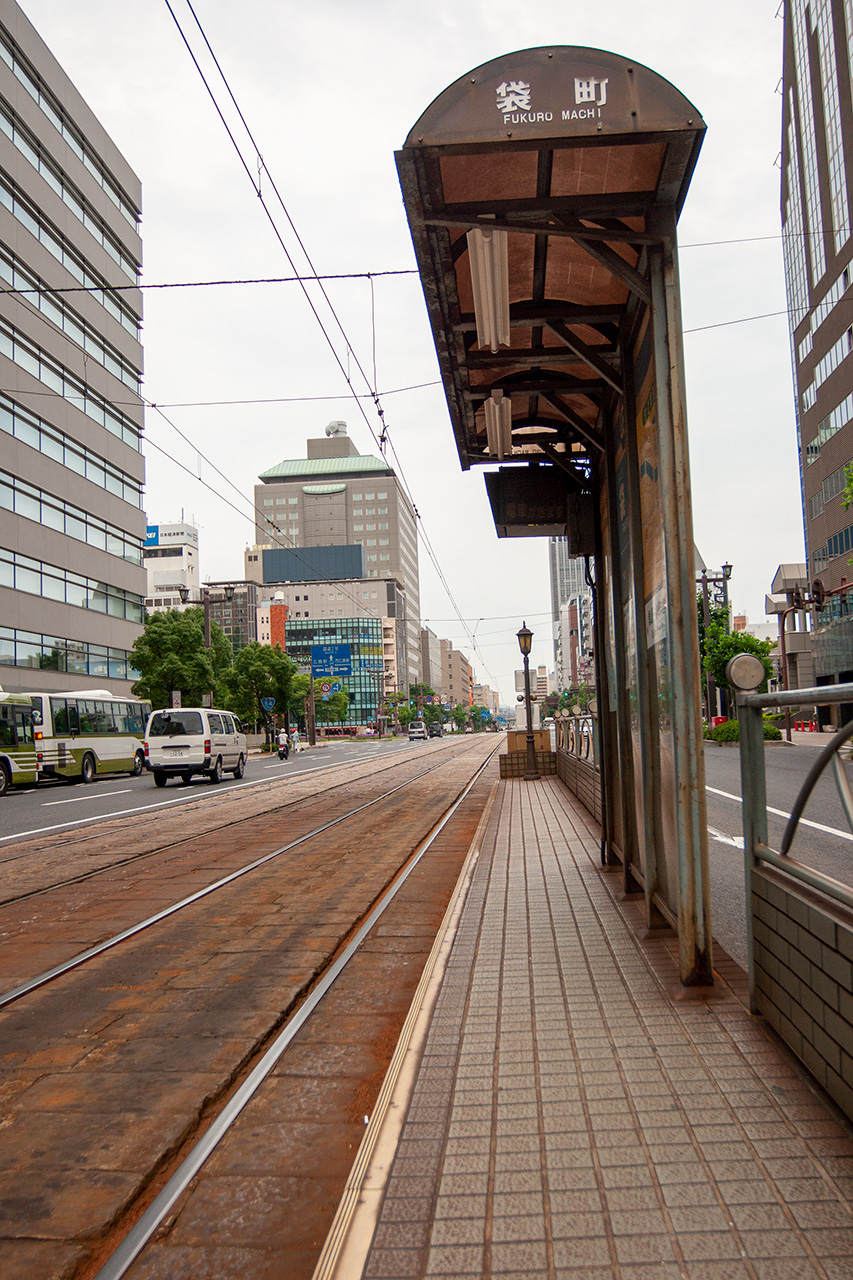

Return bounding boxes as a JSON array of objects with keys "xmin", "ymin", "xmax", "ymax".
[
  {"xmin": 782, "ymin": 1, "xmax": 853, "ymax": 683},
  {"xmin": 253, "ymin": 429, "xmax": 421, "ymax": 682},
  {"xmin": 0, "ymin": 0, "xmax": 145, "ymax": 695}
]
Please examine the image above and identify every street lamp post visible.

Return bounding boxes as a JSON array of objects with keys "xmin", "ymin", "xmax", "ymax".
[
  {"xmin": 516, "ymin": 621, "xmax": 540, "ymax": 781},
  {"xmin": 697, "ymin": 563, "xmax": 733, "ymax": 723}
]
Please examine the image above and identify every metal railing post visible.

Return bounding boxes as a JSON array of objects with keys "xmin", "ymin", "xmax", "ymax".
[{"xmin": 735, "ymin": 690, "xmax": 767, "ymax": 1013}]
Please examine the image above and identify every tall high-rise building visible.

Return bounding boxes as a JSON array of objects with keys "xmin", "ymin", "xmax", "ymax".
[
  {"xmin": 252, "ymin": 424, "xmax": 421, "ymax": 684},
  {"xmin": 548, "ymin": 537, "xmax": 592, "ymax": 685},
  {"xmin": 0, "ymin": 1, "xmax": 144, "ymax": 694},
  {"xmin": 782, "ymin": 1, "xmax": 853, "ymax": 692}
]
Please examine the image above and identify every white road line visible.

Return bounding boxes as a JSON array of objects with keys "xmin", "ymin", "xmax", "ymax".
[
  {"xmin": 707, "ymin": 825, "xmax": 744, "ymax": 849},
  {"xmin": 706, "ymin": 784, "xmax": 853, "ymax": 843},
  {"xmin": 43, "ymin": 790, "xmax": 133, "ymax": 807}
]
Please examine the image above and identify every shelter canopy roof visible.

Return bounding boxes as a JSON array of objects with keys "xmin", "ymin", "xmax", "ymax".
[{"xmin": 396, "ymin": 46, "xmax": 705, "ymax": 472}]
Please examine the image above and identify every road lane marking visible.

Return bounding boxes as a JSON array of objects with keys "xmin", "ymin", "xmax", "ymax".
[
  {"xmin": 707, "ymin": 825, "xmax": 744, "ymax": 849},
  {"xmin": 42, "ymin": 790, "xmax": 133, "ymax": 807},
  {"xmin": 706, "ymin": 784, "xmax": 853, "ymax": 843}
]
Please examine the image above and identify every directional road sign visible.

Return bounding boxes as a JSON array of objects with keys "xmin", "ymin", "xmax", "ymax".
[{"xmin": 311, "ymin": 644, "xmax": 352, "ymax": 677}]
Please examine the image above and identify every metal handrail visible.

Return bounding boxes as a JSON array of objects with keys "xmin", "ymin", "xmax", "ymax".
[{"xmin": 736, "ymin": 682, "xmax": 853, "ymax": 1010}]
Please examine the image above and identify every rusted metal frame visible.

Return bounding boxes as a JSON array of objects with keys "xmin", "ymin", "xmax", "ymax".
[
  {"xmin": 441, "ymin": 190, "xmax": 658, "ymax": 219},
  {"xmin": 555, "ymin": 213, "xmax": 653, "ymax": 303},
  {"xmin": 544, "ymin": 319, "xmax": 623, "ymax": 394},
  {"xmin": 590, "ymin": 453, "xmax": 617, "ymax": 865},
  {"xmin": 466, "ymin": 348, "xmax": 603, "ymax": 369},
  {"xmin": 425, "ymin": 210, "xmax": 660, "ymax": 247},
  {"xmin": 478, "ymin": 374, "xmax": 606, "ymax": 396},
  {"xmin": 397, "ymin": 149, "xmax": 477, "ymax": 469},
  {"xmin": 601, "ymin": 401, "xmax": 644, "ymax": 893},
  {"xmin": 540, "ymin": 390, "xmax": 606, "ymax": 454},
  {"xmin": 528, "ymin": 149, "xmax": 554, "ymax": 424},
  {"xmin": 533, "ymin": 442, "xmax": 587, "ymax": 490},
  {"xmin": 617, "ymin": 307, "xmax": 669, "ymax": 924},
  {"xmin": 646, "ymin": 204, "xmax": 712, "ymax": 987}
]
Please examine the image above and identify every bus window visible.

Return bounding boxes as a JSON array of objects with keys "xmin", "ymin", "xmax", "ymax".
[
  {"xmin": 77, "ymin": 702, "xmax": 94, "ymax": 734},
  {"xmin": 0, "ymin": 708, "xmax": 14, "ymax": 747},
  {"xmin": 51, "ymin": 698, "xmax": 69, "ymax": 734},
  {"xmin": 14, "ymin": 708, "xmax": 33, "ymax": 743}
]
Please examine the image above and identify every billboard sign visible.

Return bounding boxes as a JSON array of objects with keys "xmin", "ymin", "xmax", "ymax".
[{"xmin": 311, "ymin": 644, "xmax": 352, "ymax": 677}]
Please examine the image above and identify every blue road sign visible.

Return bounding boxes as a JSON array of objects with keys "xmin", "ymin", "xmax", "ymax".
[
  {"xmin": 311, "ymin": 644, "xmax": 352, "ymax": 677},
  {"xmin": 260, "ymin": 696, "xmax": 275, "ymax": 712},
  {"xmin": 321, "ymin": 694, "xmax": 330, "ymax": 701},
  {"xmin": 330, "ymin": 681, "xmax": 342, "ymax": 693}
]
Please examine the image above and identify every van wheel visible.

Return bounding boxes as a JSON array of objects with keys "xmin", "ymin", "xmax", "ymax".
[
  {"xmin": 153, "ymin": 771, "xmax": 167, "ymax": 788},
  {"xmin": 0, "ymin": 763, "xmax": 9, "ymax": 797},
  {"xmin": 209, "ymin": 757, "xmax": 223, "ymax": 783},
  {"xmin": 232, "ymin": 754, "xmax": 245, "ymax": 779},
  {"xmin": 81, "ymin": 753, "xmax": 96, "ymax": 784},
  {"xmin": 129, "ymin": 751, "xmax": 144, "ymax": 777}
]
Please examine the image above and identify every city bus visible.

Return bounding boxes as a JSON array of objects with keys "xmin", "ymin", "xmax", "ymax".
[
  {"xmin": 28, "ymin": 690, "xmax": 151, "ymax": 783},
  {"xmin": 0, "ymin": 690, "xmax": 39, "ymax": 795}
]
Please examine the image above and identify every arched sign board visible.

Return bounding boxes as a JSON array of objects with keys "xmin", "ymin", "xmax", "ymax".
[{"xmin": 396, "ymin": 48, "xmax": 712, "ymax": 986}]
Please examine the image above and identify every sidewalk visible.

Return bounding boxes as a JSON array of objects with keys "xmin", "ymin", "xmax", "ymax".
[{"xmin": 322, "ymin": 776, "xmax": 853, "ymax": 1280}]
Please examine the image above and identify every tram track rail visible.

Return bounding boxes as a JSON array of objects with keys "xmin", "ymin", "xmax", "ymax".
[
  {"xmin": 0, "ymin": 735, "xmax": 500, "ymax": 1280},
  {"xmin": 0, "ymin": 742, "xmax": 494, "ymax": 1012},
  {"xmin": 0, "ymin": 739, "xmax": 477, "ymax": 906},
  {"xmin": 88, "ymin": 746, "xmax": 498, "ymax": 1280}
]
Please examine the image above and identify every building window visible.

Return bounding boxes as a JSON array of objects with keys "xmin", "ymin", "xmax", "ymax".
[
  {"xmin": 353, "ymin": 508, "xmax": 362, "ymax": 516},
  {"xmin": 377, "ymin": 492, "xmax": 387, "ymax": 499},
  {"xmin": 353, "ymin": 524, "xmax": 363, "ymax": 532}
]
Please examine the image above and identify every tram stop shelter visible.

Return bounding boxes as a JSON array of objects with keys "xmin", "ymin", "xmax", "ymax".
[{"xmin": 396, "ymin": 47, "xmax": 712, "ymax": 986}]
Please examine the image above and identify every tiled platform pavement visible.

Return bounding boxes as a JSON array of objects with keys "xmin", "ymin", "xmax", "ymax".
[{"xmin": 355, "ymin": 776, "xmax": 853, "ymax": 1280}]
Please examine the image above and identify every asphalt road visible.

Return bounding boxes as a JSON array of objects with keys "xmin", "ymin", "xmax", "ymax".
[
  {"xmin": 0, "ymin": 736, "xmax": 417, "ymax": 845},
  {"xmin": 704, "ymin": 738, "xmax": 853, "ymax": 969}
]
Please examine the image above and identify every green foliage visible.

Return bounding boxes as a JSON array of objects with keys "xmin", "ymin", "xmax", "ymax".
[
  {"xmin": 314, "ymin": 680, "xmax": 349, "ymax": 726},
  {"xmin": 710, "ymin": 718, "xmax": 782, "ymax": 743},
  {"xmin": 131, "ymin": 608, "xmax": 232, "ymax": 708},
  {"xmin": 703, "ymin": 624, "xmax": 775, "ymax": 692},
  {"xmin": 396, "ymin": 704, "xmax": 416, "ymax": 728},
  {"xmin": 222, "ymin": 642, "xmax": 297, "ymax": 727},
  {"xmin": 451, "ymin": 703, "xmax": 468, "ymax": 730}
]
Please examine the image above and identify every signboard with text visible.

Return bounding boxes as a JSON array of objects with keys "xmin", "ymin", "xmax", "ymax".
[{"xmin": 311, "ymin": 644, "xmax": 352, "ymax": 677}]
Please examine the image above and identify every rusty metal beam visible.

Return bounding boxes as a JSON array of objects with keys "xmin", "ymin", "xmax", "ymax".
[
  {"xmin": 554, "ymin": 213, "xmax": 652, "ymax": 302},
  {"xmin": 427, "ymin": 212, "xmax": 660, "ymax": 246},
  {"xmin": 544, "ymin": 320, "xmax": 623, "ymax": 395},
  {"xmin": 539, "ymin": 390, "xmax": 605, "ymax": 453}
]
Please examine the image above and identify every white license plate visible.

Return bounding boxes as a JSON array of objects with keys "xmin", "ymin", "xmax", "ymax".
[{"xmin": 165, "ymin": 747, "xmax": 187, "ymax": 757}]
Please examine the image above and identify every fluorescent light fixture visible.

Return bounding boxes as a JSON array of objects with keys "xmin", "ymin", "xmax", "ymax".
[
  {"xmin": 484, "ymin": 389, "xmax": 513, "ymax": 459},
  {"xmin": 467, "ymin": 226, "xmax": 510, "ymax": 352}
]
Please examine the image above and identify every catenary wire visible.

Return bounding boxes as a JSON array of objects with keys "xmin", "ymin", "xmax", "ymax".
[{"xmin": 163, "ymin": 0, "xmax": 503, "ymax": 691}]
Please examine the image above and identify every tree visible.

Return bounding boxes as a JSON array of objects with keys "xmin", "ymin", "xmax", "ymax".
[
  {"xmin": 703, "ymin": 624, "xmax": 775, "ymax": 693},
  {"xmin": 696, "ymin": 593, "xmax": 730, "ymax": 665},
  {"xmin": 131, "ymin": 608, "xmax": 232, "ymax": 708},
  {"xmin": 223, "ymin": 642, "xmax": 297, "ymax": 738},
  {"xmin": 314, "ymin": 681, "xmax": 349, "ymax": 727},
  {"xmin": 451, "ymin": 703, "xmax": 468, "ymax": 732}
]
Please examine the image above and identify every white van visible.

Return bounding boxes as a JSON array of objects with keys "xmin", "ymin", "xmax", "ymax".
[{"xmin": 144, "ymin": 708, "xmax": 247, "ymax": 786}]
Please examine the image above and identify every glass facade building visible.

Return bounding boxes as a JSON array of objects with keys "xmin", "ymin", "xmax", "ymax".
[
  {"xmin": 0, "ymin": 1, "xmax": 145, "ymax": 695},
  {"xmin": 782, "ymin": 0, "xmax": 853, "ymax": 695},
  {"xmin": 283, "ymin": 617, "xmax": 384, "ymax": 726}
]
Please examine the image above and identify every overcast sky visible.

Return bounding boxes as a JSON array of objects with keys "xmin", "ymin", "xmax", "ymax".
[{"xmin": 21, "ymin": 0, "xmax": 799, "ymax": 702}]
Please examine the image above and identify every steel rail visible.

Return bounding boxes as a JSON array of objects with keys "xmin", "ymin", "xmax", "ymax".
[
  {"xmin": 0, "ymin": 744, "xmax": 488, "ymax": 1011},
  {"xmin": 0, "ymin": 743, "xmax": 435, "ymax": 904},
  {"xmin": 92, "ymin": 745, "xmax": 498, "ymax": 1280}
]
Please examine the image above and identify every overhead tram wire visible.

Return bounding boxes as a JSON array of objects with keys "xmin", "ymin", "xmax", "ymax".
[{"xmin": 163, "ymin": 0, "xmax": 503, "ymax": 693}]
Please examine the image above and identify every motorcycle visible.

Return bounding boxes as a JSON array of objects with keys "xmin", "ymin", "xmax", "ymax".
[{"xmin": 277, "ymin": 740, "xmax": 289, "ymax": 761}]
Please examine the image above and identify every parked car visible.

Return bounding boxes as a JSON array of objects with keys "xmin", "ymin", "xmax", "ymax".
[
  {"xmin": 144, "ymin": 708, "xmax": 247, "ymax": 786},
  {"xmin": 408, "ymin": 719, "xmax": 428, "ymax": 741},
  {"xmin": 428, "ymin": 722, "xmax": 443, "ymax": 738}
]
